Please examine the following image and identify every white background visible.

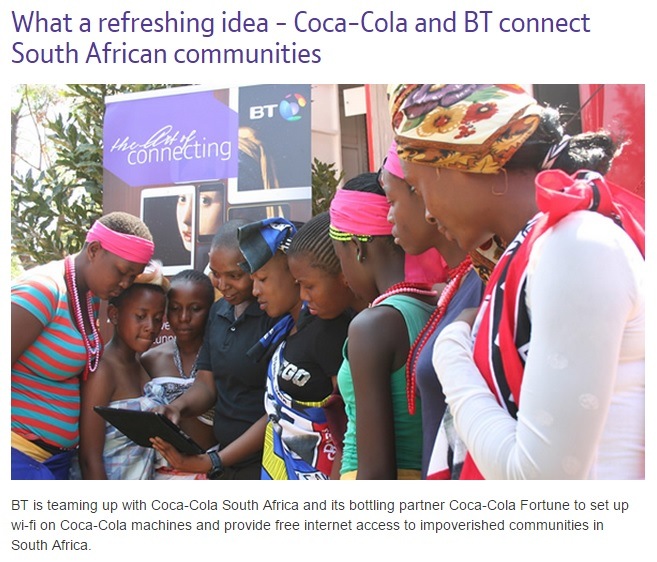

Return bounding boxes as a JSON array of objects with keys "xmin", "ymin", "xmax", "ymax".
[{"xmin": 3, "ymin": 0, "xmax": 654, "ymax": 559}]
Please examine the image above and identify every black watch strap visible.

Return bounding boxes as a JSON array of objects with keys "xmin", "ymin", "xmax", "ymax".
[{"xmin": 207, "ymin": 450, "xmax": 225, "ymax": 480}]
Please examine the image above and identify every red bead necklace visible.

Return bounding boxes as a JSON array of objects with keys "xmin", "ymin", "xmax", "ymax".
[
  {"xmin": 370, "ymin": 282, "xmax": 437, "ymax": 308},
  {"xmin": 64, "ymin": 256, "xmax": 101, "ymax": 379},
  {"xmin": 405, "ymin": 257, "xmax": 473, "ymax": 414}
]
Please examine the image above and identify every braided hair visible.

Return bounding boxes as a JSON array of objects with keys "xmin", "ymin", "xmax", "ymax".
[
  {"xmin": 288, "ymin": 212, "xmax": 340, "ymax": 275},
  {"xmin": 169, "ymin": 269, "xmax": 215, "ymax": 308}
]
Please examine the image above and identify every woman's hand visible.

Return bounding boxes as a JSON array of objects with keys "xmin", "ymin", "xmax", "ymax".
[
  {"xmin": 152, "ymin": 404, "xmax": 181, "ymax": 425},
  {"xmin": 150, "ymin": 437, "xmax": 211, "ymax": 474}
]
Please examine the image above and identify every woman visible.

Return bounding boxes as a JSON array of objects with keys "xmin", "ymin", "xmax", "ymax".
[
  {"xmin": 380, "ymin": 140, "xmax": 485, "ymax": 479},
  {"xmin": 151, "ymin": 220, "xmax": 277, "ymax": 480},
  {"xmin": 389, "ymin": 83, "xmax": 645, "ymax": 479},
  {"xmin": 11, "ymin": 211, "xmax": 154, "ymax": 479},
  {"xmin": 330, "ymin": 172, "xmax": 434, "ymax": 480},
  {"xmin": 239, "ymin": 217, "xmax": 351, "ymax": 480}
]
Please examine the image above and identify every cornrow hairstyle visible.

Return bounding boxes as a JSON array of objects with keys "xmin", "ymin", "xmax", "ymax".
[
  {"xmin": 169, "ymin": 268, "xmax": 215, "ymax": 308},
  {"xmin": 210, "ymin": 219, "xmax": 248, "ymax": 251},
  {"xmin": 507, "ymin": 106, "xmax": 619, "ymax": 175},
  {"xmin": 97, "ymin": 211, "xmax": 153, "ymax": 241},
  {"xmin": 288, "ymin": 212, "xmax": 341, "ymax": 275}
]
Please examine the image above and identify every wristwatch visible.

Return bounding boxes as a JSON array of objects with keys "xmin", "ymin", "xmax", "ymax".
[{"xmin": 207, "ymin": 450, "xmax": 225, "ymax": 480}]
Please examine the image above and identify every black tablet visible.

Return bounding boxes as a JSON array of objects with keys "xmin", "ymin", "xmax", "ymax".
[{"xmin": 94, "ymin": 406, "xmax": 205, "ymax": 455}]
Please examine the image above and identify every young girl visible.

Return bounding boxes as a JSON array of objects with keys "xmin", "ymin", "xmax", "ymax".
[
  {"xmin": 11, "ymin": 212, "xmax": 154, "ymax": 480},
  {"xmin": 286, "ymin": 212, "xmax": 366, "ymax": 477},
  {"xmin": 380, "ymin": 140, "xmax": 485, "ymax": 479},
  {"xmin": 141, "ymin": 269, "xmax": 217, "ymax": 478},
  {"xmin": 330, "ymin": 172, "xmax": 434, "ymax": 480},
  {"xmin": 76, "ymin": 265, "xmax": 168, "ymax": 479}
]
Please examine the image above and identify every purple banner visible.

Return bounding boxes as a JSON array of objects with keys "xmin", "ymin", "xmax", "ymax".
[{"xmin": 104, "ymin": 90, "xmax": 239, "ymax": 187}]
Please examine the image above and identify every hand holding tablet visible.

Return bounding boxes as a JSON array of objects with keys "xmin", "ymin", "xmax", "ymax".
[{"xmin": 94, "ymin": 406, "xmax": 205, "ymax": 455}]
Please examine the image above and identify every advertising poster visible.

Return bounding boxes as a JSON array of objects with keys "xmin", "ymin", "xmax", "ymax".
[{"xmin": 103, "ymin": 84, "xmax": 312, "ymax": 276}]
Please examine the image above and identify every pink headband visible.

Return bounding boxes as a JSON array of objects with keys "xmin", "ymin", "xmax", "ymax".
[
  {"xmin": 383, "ymin": 140, "xmax": 405, "ymax": 180},
  {"xmin": 329, "ymin": 189, "xmax": 392, "ymax": 236},
  {"xmin": 86, "ymin": 220, "xmax": 155, "ymax": 264}
]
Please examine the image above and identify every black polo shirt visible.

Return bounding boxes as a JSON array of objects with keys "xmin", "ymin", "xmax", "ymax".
[{"xmin": 196, "ymin": 298, "xmax": 278, "ymax": 460}]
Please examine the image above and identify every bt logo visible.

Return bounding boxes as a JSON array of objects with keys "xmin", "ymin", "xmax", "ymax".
[
  {"xmin": 249, "ymin": 93, "xmax": 307, "ymax": 121},
  {"xmin": 278, "ymin": 93, "xmax": 307, "ymax": 121}
]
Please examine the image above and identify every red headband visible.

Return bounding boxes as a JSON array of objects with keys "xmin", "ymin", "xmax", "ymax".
[{"xmin": 86, "ymin": 221, "xmax": 155, "ymax": 264}]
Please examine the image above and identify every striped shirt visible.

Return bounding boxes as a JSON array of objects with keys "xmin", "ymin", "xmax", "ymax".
[{"xmin": 11, "ymin": 260, "xmax": 98, "ymax": 449}]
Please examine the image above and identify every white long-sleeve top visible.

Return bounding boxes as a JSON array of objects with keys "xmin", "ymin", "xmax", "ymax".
[{"xmin": 434, "ymin": 211, "xmax": 644, "ymax": 479}]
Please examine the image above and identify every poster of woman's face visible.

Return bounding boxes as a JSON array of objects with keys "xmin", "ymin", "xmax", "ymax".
[
  {"xmin": 140, "ymin": 185, "xmax": 195, "ymax": 275},
  {"xmin": 197, "ymin": 183, "xmax": 225, "ymax": 238}
]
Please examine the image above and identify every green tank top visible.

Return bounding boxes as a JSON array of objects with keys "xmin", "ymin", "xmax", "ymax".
[{"xmin": 338, "ymin": 294, "xmax": 433, "ymax": 474}]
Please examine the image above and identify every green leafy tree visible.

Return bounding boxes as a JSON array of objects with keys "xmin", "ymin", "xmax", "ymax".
[
  {"xmin": 311, "ymin": 157, "xmax": 344, "ymax": 215},
  {"xmin": 11, "ymin": 84, "xmax": 179, "ymax": 269}
]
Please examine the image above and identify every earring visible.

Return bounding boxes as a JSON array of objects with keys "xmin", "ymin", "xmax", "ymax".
[
  {"xmin": 357, "ymin": 251, "xmax": 365, "ymax": 263},
  {"xmin": 491, "ymin": 169, "xmax": 508, "ymax": 196}
]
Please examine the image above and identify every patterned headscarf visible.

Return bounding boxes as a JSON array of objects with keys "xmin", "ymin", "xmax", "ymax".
[
  {"xmin": 237, "ymin": 218, "xmax": 297, "ymax": 274},
  {"xmin": 388, "ymin": 84, "xmax": 543, "ymax": 174}
]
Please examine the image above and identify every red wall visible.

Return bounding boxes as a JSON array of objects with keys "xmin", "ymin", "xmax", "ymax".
[{"xmin": 579, "ymin": 84, "xmax": 645, "ymax": 198}]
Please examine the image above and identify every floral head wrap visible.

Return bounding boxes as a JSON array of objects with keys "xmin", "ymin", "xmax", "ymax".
[{"xmin": 388, "ymin": 84, "xmax": 543, "ymax": 174}]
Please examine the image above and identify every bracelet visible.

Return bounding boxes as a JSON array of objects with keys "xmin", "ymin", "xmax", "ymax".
[{"xmin": 207, "ymin": 450, "xmax": 225, "ymax": 480}]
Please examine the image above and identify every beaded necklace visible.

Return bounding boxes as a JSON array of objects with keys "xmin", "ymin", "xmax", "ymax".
[
  {"xmin": 64, "ymin": 256, "xmax": 101, "ymax": 380},
  {"xmin": 370, "ymin": 282, "xmax": 437, "ymax": 308},
  {"xmin": 172, "ymin": 337, "xmax": 199, "ymax": 379},
  {"xmin": 405, "ymin": 257, "xmax": 473, "ymax": 414}
]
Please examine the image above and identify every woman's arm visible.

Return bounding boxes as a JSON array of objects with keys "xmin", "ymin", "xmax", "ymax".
[
  {"xmin": 435, "ymin": 214, "xmax": 643, "ymax": 479},
  {"xmin": 348, "ymin": 307, "xmax": 408, "ymax": 479},
  {"xmin": 11, "ymin": 304, "xmax": 45, "ymax": 367},
  {"xmin": 154, "ymin": 369, "xmax": 217, "ymax": 423},
  {"xmin": 78, "ymin": 363, "xmax": 116, "ymax": 480},
  {"xmin": 151, "ymin": 415, "xmax": 268, "ymax": 474}
]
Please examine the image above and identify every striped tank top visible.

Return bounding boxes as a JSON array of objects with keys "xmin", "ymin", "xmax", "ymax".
[{"xmin": 12, "ymin": 260, "xmax": 98, "ymax": 449}]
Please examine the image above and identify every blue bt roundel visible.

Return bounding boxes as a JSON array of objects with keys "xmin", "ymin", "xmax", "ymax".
[{"xmin": 279, "ymin": 93, "xmax": 307, "ymax": 122}]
